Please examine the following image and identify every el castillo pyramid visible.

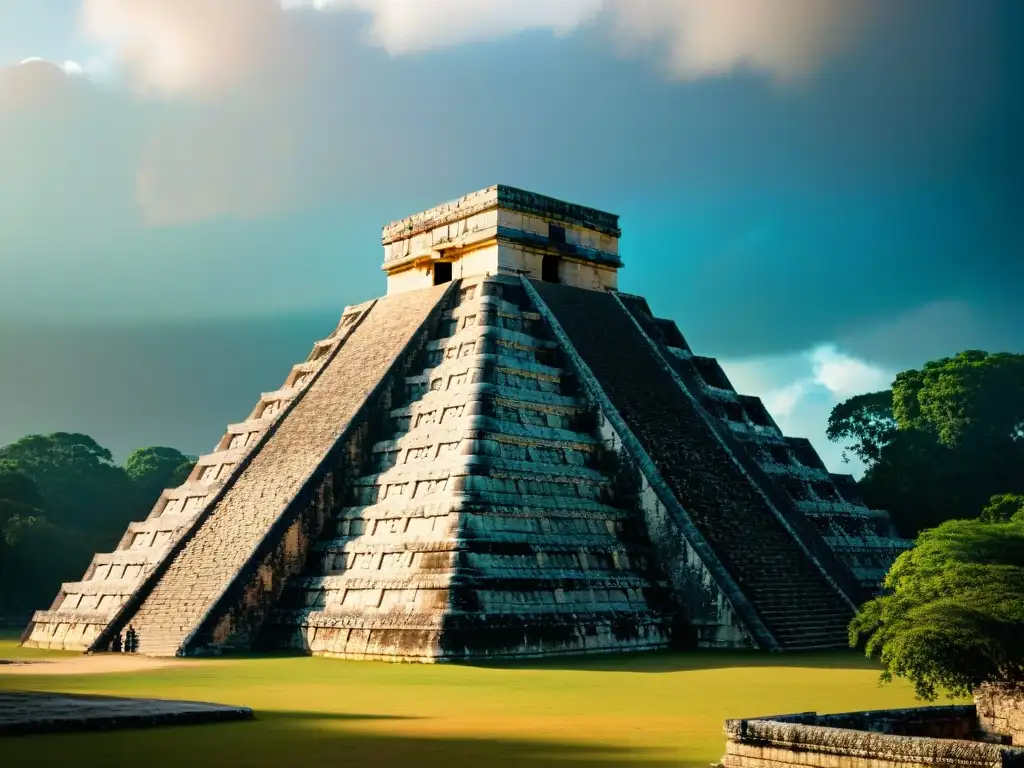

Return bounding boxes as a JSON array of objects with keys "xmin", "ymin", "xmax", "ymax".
[{"xmin": 23, "ymin": 186, "xmax": 910, "ymax": 660}]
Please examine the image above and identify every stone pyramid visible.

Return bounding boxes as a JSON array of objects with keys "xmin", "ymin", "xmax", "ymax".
[{"xmin": 23, "ymin": 186, "xmax": 910, "ymax": 660}]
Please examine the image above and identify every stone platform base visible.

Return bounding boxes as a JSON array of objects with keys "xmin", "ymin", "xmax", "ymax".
[
  {"xmin": 0, "ymin": 691, "xmax": 253, "ymax": 736},
  {"xmin": 720, "ymin": 707, "xmax": 1024, "ymax": 768}
]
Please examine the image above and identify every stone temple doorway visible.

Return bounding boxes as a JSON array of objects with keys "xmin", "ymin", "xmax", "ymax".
[
  {"xmin": 541, "ymin": 254, "xmax": 560, "ymax": 283},
  {"xmin": 433, "ymin": 261, "xmax": 453, "ymax": 285}
]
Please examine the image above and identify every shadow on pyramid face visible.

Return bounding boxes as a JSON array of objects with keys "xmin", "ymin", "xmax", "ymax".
[{"xmin": 0, "ymin": 708, "xmax": 691, "ymax": 768}]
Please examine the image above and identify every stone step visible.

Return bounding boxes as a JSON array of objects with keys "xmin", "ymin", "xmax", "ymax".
[
  {"xmin": 532, "ymin": 280, "xmax": 855, "ymax": 651},
  {"xmin": 92, "ymin": 285, "xmax": 451, "ymax": 658},
  {"xmin": 353, "ymin": 455, "xmax": 609, "ymax": 489}
]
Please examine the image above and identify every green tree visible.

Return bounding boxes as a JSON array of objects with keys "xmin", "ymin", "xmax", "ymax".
[
  {"xmin": 124, "ymin": 446, "xmax": 195, "ymax": 503},
  {"xmin": 0, "ymin": 433, "xmax": 139, "ymax": 612},
  {"xmin": 850, "ymin": 509, "xmax": 1024, "ymax": 700},
  {"xmin": 827, "ymin": 351, "xmax": 1024, "ymax": 536},
  {"xmin": 981, "ymin": 493, "xmax": 1024, "ymax": 523},
  {"xmin": 0, "ymin": 460, "xmax": 44, "ymax": 541},
  {"xmin": 0, "ymin": 461, "xmax": 46, "ymax": 612},
  {"xmin": 892, "ymin": 350, "xmax": 1024, "ymax": 449},
  {"xmin": 0, "ymin": 432, "xmax": 138, "ymax": 534},
  {"xmin": 826, "ymin": 390, "xmax": 898, "ymax": 466}
]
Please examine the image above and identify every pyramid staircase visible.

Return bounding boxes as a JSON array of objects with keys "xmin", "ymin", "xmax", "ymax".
[
  {"xmin": 23, "ymin": 284, "xmax": 454, "ymax": 654},
  {"xmin": 528, "ymin": 280, "xmax": 859, "ymax": 650},
  {"xmin": 613, "ymin": 294, "xmax": 911, "ymax": 596},
  {"xmin": 269, "ymin": 276, "xmax": 673, "ymax": 660},
  {"xmin": 21, "ymin": 300, "xmax": 379, "ymax": 651}
]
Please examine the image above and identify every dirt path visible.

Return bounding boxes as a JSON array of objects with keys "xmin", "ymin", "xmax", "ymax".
[{"xmin": 0, "ymin": 654, "xmax": 205, "ymax": 676}]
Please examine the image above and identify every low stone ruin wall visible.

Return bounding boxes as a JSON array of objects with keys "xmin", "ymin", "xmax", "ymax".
[
  {"xmin": 721, "ymin": 707, "xmax": 1024, "ymax": 768},
  {"xmin": 976, "ymin": 685, "xmax": 1024, "ymax": 746}
]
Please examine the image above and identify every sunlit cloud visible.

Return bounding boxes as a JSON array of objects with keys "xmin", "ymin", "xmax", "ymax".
[
  {"xmin": 605, "ymin": 0, "xmax": 877, "ymax": 83},
  {"xmin": 720, "ymin": 344, "xmax": 894, "ymax": 473},
  {"xmin": 285, "ymin": 0, "xmax": 604, "ymax": 54},
  {"xmin": 77, "ymin": 0, "xmax": 880, "ymax": 100},
  {"xmin": 79, "ymin": 0, "xmax": 298, "ymax": 98}
]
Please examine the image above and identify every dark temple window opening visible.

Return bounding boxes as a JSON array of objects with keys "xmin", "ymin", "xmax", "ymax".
[
  {"xmin": 541, "ymin": 254, "xmax": 561, "ymax": 283},
  {"xmin": 433, "ymin": 261, "xmax": 453, "ymax": 285}
]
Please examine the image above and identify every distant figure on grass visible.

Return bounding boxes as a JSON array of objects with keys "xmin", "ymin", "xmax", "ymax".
[{"xmin": 124, "ymin": 625, "xmax": 138, "ymax": 653}]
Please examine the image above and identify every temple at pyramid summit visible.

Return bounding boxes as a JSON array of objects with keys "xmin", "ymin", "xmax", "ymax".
[{"xmin": 22, "ymin": 185, "xmax": 911, "ymax": 660}]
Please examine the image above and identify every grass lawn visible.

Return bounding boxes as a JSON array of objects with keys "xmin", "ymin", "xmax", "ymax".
[{"xmin": 0, "ymin": 633, "xmax": 937, "ymax": 767}]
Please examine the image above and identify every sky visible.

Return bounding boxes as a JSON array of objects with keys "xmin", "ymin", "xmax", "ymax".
[{"xmin": 0, "ymin": 0, "xmax": 1021, "ymax": 474}]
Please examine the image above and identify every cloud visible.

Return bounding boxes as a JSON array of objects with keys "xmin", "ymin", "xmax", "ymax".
[
  {"xmin": 809, "ymin": 345, "xmax": 892, "ymax": 400},
  {"xmin": 605, "ymin": 0, "xmax": 877, "ymax": 83},
  {"xmin": 0, "ymin": 59, "xmax": 86, "ymax": 113},
  {"xmin": 294, "ymin": 0, "xmax": 877, "ymax": 83},
  {"xmin": 50, "ymin": 0, "xmax": 880, "ymax": 225},
  {"xmin": 838, "ymin": 300, "xmax": 1024, "ymax": 369},
  {"xmin": 75, "ymin": 0, "xmax": 878, "ymax": 96},
  {"xmin": 720, "ymin": 344, "xmax": 893, "ymax": 473},
  {"xmin": 288, "ymin": 0, "xmax": 604, "ymax": 54},
  {"xmin": 79, "ymin": 0, "xmax": 300, "ymax": 98}
]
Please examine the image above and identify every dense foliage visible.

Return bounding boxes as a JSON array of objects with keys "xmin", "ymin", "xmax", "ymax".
[
  {"xmin": 827, "ymin": 351, "xmax": 1024, "ymax": 536},
  {"xmin": 0, "ymin": 460, "xmax": 44, "ymax": 545},
  {"xmin": 850, "ymin": 504, "xmax": 1024, "ymax": 700},
  {"xmin": 980, "ymin": 493, "xmax": 1024, "ymax": 523},
  {"xmin": 124, "ymin": 446, "xmax": 196, "ymax": 503},
  {"xmin": 0, "ymin": 433, "xmax": 195, "ymax": 614}
]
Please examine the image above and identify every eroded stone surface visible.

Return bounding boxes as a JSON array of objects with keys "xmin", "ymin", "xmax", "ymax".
[
  {"xmin": 273, "ymin": 276, "xmax": 671, "ymax": 661},
  {"xmin": 976, "ymin": 684, "xmax": 1024, "ymax": 746},
  {"xmin": 0, "ymin": 692, "xmax": 252, "ymax": 736},
  {"xmin": 530, "ymin": 280, "xmax": 860, "ymax": 650},
  {"xmin": 720, "ymin": 708, "xmax": 1024, "ymax": 768},
  {"xmin": 612, "ymin": 292, "xmax": 910, "ymax": 598}
]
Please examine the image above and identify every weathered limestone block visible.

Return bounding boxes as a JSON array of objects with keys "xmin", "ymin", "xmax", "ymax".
[
  {"xmin": 976, "ymin": 684, "xmax": 1024, "ymax": 745},
  {"xmin": 0, "ymin": 691, "xmax": 253, "ymax": 736},
  {"xmin": 720, "ymin": 709, "xmax": 1024, "ymax": 768}
]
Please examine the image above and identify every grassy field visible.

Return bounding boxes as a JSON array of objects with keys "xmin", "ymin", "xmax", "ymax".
[{"xmin": 0, "ymin": 634, "xmax": 935, "ymax": 767}]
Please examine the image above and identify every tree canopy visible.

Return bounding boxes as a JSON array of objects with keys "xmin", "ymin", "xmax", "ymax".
[
  {"xmin": 892, "ymin": 350, "xmax": 1024, "ymax": 449},
  {"xmin": 0, "ymin": 432, "xmax": 137, "ymax": 534},
  {"xmin": 826, "ymin": 390, "xmax": 897, "ymax": 466},
  {"xmin": 850, "ymin": 508, "xmax": 1024, "ymax": 700},
  {"xmin": 124, "ymin": 446, "xmax": 195, "ymax": 501},
  {"xmin": 827, "ymin": 351, "xmax": 1024, "ymax": 536},
  {"xmin": 0, "ymin": 460, "xmax": 44, "ymax": 547},
  {"xmin": 0, "ymin": 433, "xmax": 195, "ymax": 614},
  {"xmin": 981, "ymin": 493, "xmax": 1024, "ymax": 523}
]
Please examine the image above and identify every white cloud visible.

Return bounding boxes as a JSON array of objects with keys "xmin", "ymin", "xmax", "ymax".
[
  {"xmin": 79, "ymin": 0, "xmax": 296, "ymax": 97},
  {"xmin": 809, "ymin": 345, "xmax": 892, "ymax": 399},
  {"xmin": 78, "ymin": 0, "xmax": 879, "ymax": 99},
  {"xmin": 291, "ymin": 0, "xmax": 876, "ymax": 82},
  {"xmin": 605, "ymin": 0, "xmax": 876, "ymax": 83},
  {"xmin": 719, "ymin": 344, "xmax": 893, "ymax": 474},
  {"xmin": 287, "ymin": 0, "xmax": 603, "ymax": 54},
  {"xmin": 761, "ymin": 381, "xmax": 807, "ymax": 418},
  {"xmin": 10, "ymin": 0, "xmax": 879, "ymax": 227}
]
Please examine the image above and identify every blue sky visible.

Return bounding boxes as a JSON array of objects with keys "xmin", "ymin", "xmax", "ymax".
[{"xmin": 1, "ymin": 0, "xmax": 1021, "ymax": 472}]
